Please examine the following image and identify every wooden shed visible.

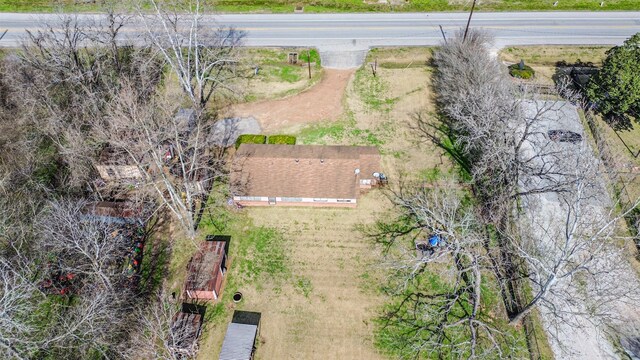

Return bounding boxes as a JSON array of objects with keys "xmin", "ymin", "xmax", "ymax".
[
  {"xmin": 81, "ymin": 201, "xmax": 142, "ymax": 225},
  {"xmin": 170, "ymin": 303, "xmax": 206, "ymax": 358},
  {"xmin": 94, "ymin": 145, "xmax": 144, "ymax": 183},
  {"xmin": 184, "ymin": 235, "xmax": 229, "ymax": 301}
]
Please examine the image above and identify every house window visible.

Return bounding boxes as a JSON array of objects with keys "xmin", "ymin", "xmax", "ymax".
[
  {"xmin": 313, "ymin": 198, "xmax": 328, "ymax": 202},
  {"xmin": 337, "ymin": 199, "xmax": 352, "ymax": 203},
  {"xmin": 281, "ymin": 197, "xmax": 303, "ymax": 202}
]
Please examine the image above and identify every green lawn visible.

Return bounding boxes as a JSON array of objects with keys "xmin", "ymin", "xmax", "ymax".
[{"xmin": 2, "ymin": 0, "xmax": 639, "ymax": 13}]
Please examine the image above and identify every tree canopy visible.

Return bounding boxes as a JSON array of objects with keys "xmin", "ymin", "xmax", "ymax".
[{"xmin": 587, "ymin": 33, "xmax": 640, "ymax": 120}]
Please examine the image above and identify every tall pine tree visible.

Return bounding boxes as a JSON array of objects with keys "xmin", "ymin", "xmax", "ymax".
[{"xmin": 587, "ymin": 33, "xmax": 640, "ymax": 120}]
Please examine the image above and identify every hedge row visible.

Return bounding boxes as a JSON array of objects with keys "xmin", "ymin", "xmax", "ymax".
[
  {"xmin": 267, "ymin": 135, "xmax": 297, "ymax": 145},
  {"xmin": 235, "ymin": 134, "xmax": 267, "ymax": 148},
  {"xmin": 235, "ymin": 134, "xmax": 296, "ymax": 148}
]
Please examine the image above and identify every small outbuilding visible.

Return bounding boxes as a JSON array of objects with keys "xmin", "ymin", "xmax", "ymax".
[
  {"xmin": 219, "ymin": 311, "xmax": 261, "ymax": 360},
  {"xmin": 185, "ymin": 235, "xmax": 229, "ymax": 301},
  {"xmin": 94, "ymin": 145, "xmax": 144, "ymax": 183},
  {"xmin": 170, "ymin": 303, "xmax": 206, "ymax": 358},
  {"xmin": 94, "ymin": 108, "xmax": 196, "ymax": 184},
  {"xmin": 82, "ymin": 201, "xmax": 142, "ymax": 225},
  {"xmin": 81, "ymin": 201, "xmax": 146, "ymax": 279},
  {"xmin": 230, "ymin": 144, "xmax": 385, "ymax": 207}
]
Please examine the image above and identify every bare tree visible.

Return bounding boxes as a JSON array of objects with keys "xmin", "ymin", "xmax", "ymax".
[
  {"xmin": 13, "ymin": 13, "xmax": 162, "ymax": 188},
  {"xmin": 93, "ymin": 80, "xmax": 224, "ymax": 238},
  {"xmin": 0, "ymin": 233, "xmax": 132, "ymax": 360},
  {"xmin": 134, "ymin": 1, "xmax": 244, "ymax": 238},
  {"xmin": 124, "ymin": 295, "xmax": 199, "ymax": 360},
  {"xmin": 406, "ymin": 28, "xmax": 640, "ymax": 357},
  {"xmin": 369, "ymin": 180, "xmax": 522, "ymax": 359},
  {"xmin": 13, "ymin": 12, "xmax": 217, "ymax": 238},
  {"xmin": 0, "ymin": 258, "xmax": 42, "ymax": 360},
  {"xmin": 504, "ymin": 109, "xmax": 640, "ymax": 331},
  {"xmin": 30, "ymin": 199, "xmax": 140, "ymax": 358},
  {"xmin": 37, "ymin": 199, "xmax": 133, "ymax": 291},
  {"xmin": 428, "ymin": 31, "xmax": 587, "ymax": 225},
  {"xmin": 139, "ymin": 0, "xmax": 244, "ymax": 110}
]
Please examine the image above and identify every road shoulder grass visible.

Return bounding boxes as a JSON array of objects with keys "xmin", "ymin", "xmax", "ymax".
[{"xmin": 3, "ymin": 0, "xmax": 640, "ymax": 13}]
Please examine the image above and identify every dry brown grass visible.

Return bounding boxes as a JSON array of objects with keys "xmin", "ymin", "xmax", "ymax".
[
  {"xmin": 198, "ymin": 193, "xmax": 391, "ymax": 359},
  {"xmin": 231, "ymin": 48, "xmax": 323, "ymax": 103},
  {"xmin": 500, "ymin": 45, "xmax": 609, "ymax": 66},
  {"xmin": 246, "ymin": 194, "xmax": 390, "ymax": 359},
  {"xmin": 349, "ymin": 65, "xmax": 446, "ymax": 179}
]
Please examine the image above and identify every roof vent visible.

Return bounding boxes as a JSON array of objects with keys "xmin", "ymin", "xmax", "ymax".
[
  {"xmin": 355, "ymin": 168, "xmax": 361, "ymax": 175},
  {"xmin": 320, "ymin": 159, "xmax": 324, "ymax": 163},
  {"xmin": 295, "ymin": 159, "xmax": 299, "ymax": 163}
]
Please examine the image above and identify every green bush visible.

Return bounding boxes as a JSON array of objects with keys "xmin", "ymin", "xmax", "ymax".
[
  {"xmin": 508, "ymin": 63, "xmax": 535, "ymax": 79},
  {"xmin": 235, "ymin": 134, "xmax": 267, "ymax": 149},
  {"xmin": 299, "ymin": 49, "xmax": 321, "ymax": 66},
  {"xmin": 267, "ymin": 135, "xmax": 297, "ymax": 145}
]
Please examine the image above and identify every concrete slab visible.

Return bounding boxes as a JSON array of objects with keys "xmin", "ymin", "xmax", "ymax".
[
  {"xmin": 318, "ymin": 47, "xmax": 369, "ymax": 69},
  {"xmin": 210, "ymin": 117, "xmax": 261, "ymax": 147}
]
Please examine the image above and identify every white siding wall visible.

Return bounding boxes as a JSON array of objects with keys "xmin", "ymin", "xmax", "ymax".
[{"xmin": 234, "ymin": 196, "xmax": 356, "ymax": 204}]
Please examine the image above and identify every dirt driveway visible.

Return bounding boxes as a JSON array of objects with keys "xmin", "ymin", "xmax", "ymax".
[{"xmin": 230, "ymin": 69, "xmax": 353, "ymax": 133}]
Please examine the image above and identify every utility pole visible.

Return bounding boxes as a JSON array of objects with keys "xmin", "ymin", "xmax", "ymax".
[
  {"xmin": 439, "ymin": 25, "xmax": 447, "ymax": 44},
  {"xmin": 307, "ymin": 50, "xmax": 312, "ymax": 79},
  {"xmin": 463, "ymin": 0, "xmax": 477, "ymax": 42}
]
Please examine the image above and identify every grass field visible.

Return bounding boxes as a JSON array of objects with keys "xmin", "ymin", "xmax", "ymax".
[
  {"xmin": 2, "ymin": 0, "xmax": 639, "ymax": 13},
  {"xmin": 233, "ymin": 48, "xmax": 323, "ymax": 103}
]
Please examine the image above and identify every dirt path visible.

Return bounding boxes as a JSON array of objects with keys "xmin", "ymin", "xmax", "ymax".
[{"xmin": 230, "ymin": 69, "xmax": 353, "ymax": 133}]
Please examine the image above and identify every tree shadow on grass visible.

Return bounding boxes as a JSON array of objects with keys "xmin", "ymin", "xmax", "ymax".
[
  {"xmin": 612, "ymin": 123, "xmax": 640, "ymax": 158},
  {"xmin": 137, "ymin": 215, "xmax": 171, "ymax": 299},
  {"xmin": 409, "ymin": 110, "xmax": 472, "ymax": 180}
]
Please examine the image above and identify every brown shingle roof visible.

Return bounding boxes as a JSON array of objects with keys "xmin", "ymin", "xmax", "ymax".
[{"xmin": 231, "ymin": 144, "xmax": 381, "ymax": 199}]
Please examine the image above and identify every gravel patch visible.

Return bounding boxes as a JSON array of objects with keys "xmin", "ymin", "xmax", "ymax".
[{"xmin": 210, "ymin": 117, "xmax": 261, "ymax": 147}]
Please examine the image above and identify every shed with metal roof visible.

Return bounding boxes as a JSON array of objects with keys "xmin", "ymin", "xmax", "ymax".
[{"xmin": 219, "ymin": 311, "xmax": 261, "ymax": 360}]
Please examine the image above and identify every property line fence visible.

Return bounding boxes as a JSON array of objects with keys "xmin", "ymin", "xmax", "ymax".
[{"xmin": 583, "ymin": 111, "xmax": 640, "ymax": 254}]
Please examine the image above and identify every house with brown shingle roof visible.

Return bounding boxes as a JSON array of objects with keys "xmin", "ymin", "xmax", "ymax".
[{"xmin": 230, "ymin": 144, "xmax": 384, "ymax": 207}]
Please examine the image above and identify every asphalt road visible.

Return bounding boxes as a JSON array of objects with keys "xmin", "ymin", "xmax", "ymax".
[
  {"xmin": 2, "ymin": 12, "xmax": 640, "ymax": 46},
  {"xmin": 1, "ymin": 12, "xmax": 640, "ymax": 66}
]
